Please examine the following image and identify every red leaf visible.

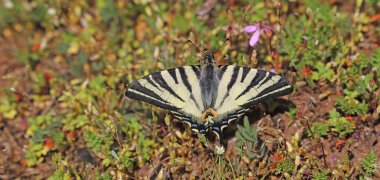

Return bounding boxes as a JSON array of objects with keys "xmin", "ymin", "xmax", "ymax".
[
  {"xmin": 67, "ymin": 131, "xmax": 75, "ymax": 140},
  {"xmin": 345, "ymin": 116, "xmax": 353, "ymax": 121},
  {"xmin": 370, "ymin": 14, "xmax": 380, "ymax": 22},
  {"xmin": 14, "ymin": 93, "xmax": 22, "ymax": 102},
  {"xmin": 335, "ymin": 140, "xmax": 346, "ymax": 148},
  {"xmin": 301, "ymin": 67, "xmax": 312, "ymax": 77},
  {"xmin": 274, "ymin": 152, "xmax": 283, "ymax": 162},
  {"xmin": 44, "ymin": 138, "xmax": 54, "ymax": 149},
  {"xmin": 269, "ymin": 163, "xmax": 277, "ymax": 169},
  {"xmin": 31, "ymin": 43, "xmax": 40, "ymax": 52},
  {"xmin": 44, "ymin": 72, "xmax": 53, "ymax": 87}
]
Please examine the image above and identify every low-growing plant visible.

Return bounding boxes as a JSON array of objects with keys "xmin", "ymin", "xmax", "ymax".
[
  {"xmin": 116, "ymin": 148, "xmax": 136, "ymax": 171},
  {"xmin": 360, "ymin": 151, "xmax": 377, "ymax": 179},
  {"xmin": 83, "ymin": 130, "xmax": 112, "ymax": 154},
  {"xmin": 312, "ymin": 170, "xmax": 329, "ymax": 180},
  {"xmin": 335, "ymin": 96, "xmax": 368, "ymax": 116},
  {"xmin": 48, "ymin": 153, "xmax": 71, "ymax": 180},
  {"xmin": 310, "ymin": 61, "xmax": 336, "ymax": 82},
  {"xmin": 25, "ymin": 114, "xmax": 65, "ymax": 166},
  {"xmin": 329, "ymin": 109, "xmax": 355, "ymax": 138},
  {"xmin": 235, "ymin": 117, "xmax": 268, "ymax": 160},
  {"xmin": 273, "ymin": 157, "xmax": 295, "ymax": 176},
  {"xmin": 280, "ymin": 0, "xmax": 349, "ymax": 82},
  {"xmin": 286, "ymin": 107, "xmax": 297, "ymax": 121},
  {"xmin": 0, "ymin": 94, "xmax": 18, "ymax": 119},
  {"xmin": 121, "ymin": 114, "xmax": 143, "ymax": 139},
  {"xmin": 204, "ymin": 147, "xmax": 237, "ymax": 180},
  {"xmin": 308, "ymin": 122, "xmax": 329, "ymax": 138},
  {"xmin": 137, "ymin": 134, "xmax": 155, "ymax": 162}
]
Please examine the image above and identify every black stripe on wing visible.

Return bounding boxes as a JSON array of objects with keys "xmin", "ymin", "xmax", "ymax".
[
  {"xmin": 178, "ymin": 66, "xmax": 202, "ymax": 110},
  {"xmin": 241, "ymin": 75, "xmax": 293, "ymax": 108},
  {"xmin": 171, "ymin": 111, "xmax": 207, "ymax": 134},
  {"xmin": 178, "ymin": 67, "xmax": 192, "ymax": 92},
  {"xmin": 235, "ymin": 69, "xmax": 268, "ymax": 100},
  {"xmin": 226, "ymin": 66, "xmax": 240, "ymax": 91},
  {"xmin": 191, "ymin": 66, "xmax": 200, "ymax": 78},
  {"xmin": 241, "ymin": 67, "xmax": 250, "ymax": 82},
  {"xmin": 167, "ymin": 69, "xmax": 179, "ymax": 84},
  {"xmin": 151, "ymin": 72, "xmax": 185, "ymax": 102},
  {"xmin": 257, "ymin": 72, "xmax": 274, "ymax": 89},
  {"xmin": 211, "ymin": 108, "xmax": 249, "ymax": 136},
  {"xmin": 217, "ymin": 65, "xmax": 229, "ymax": 79},
  {"xmin": 172, "ymin": 111, "xmax": 192, "ymax": 124},
  {"xmin": 125, "ymin": 81, "xmax": 179, "ymax": 111},
  {"xmin": 217, "ymin": 66, "xmax": 240, "ymax": 108},
  {"xmin": 125, "ymin": 66, "xmax": 202, "ymax": 112}
]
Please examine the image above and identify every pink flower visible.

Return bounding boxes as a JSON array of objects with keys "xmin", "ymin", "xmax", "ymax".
[
  {"xmin": 222, "ymin": 23, "xmax": 239, "ymax": 38},
  {"xmin": 244, "ymin": 22, "xmax": 274, "ymax": 46}
]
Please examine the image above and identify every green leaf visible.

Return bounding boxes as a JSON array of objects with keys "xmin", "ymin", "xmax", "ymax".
[
  {"xmin": 361, "ymin": 151, "xmax": 377, "ymax": 177},
  {"xmin": 97, "ymin": 0, "xmax": 119, "ymax": 21}
]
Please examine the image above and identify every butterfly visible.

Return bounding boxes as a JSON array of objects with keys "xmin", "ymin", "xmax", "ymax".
[{"xmin": 125, "ymin": 52, "xmax": 293, "ymax": 138}]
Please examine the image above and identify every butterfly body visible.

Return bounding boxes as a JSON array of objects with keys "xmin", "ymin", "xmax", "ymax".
[
  {"xmin": 125, "ymin": 52, "xmax": 293, "ymax": 137},
  {"xmin": 199, "ymin": 55, "xmax": 220, "ymax": 111}
]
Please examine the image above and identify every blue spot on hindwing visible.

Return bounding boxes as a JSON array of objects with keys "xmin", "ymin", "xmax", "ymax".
[
  {"xmin": 229, "ymin": 114, "xmax": 238, "ymax": 118},
  {"xmin": 212, "ymin": 126, "xmax": 220, "ymax": 132}
]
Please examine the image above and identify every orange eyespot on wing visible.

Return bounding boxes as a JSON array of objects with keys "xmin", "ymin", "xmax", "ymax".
[
  {"xmin": 201, "ymin": 108, "xmax": 218, "ymax": 120},
  {"xmin": 209, "ymin": 108, "xmax": 217, "ymax": 117},
  {"xmin": 201, "ymin": 111, "xmax": 207, "ymax": 120}
]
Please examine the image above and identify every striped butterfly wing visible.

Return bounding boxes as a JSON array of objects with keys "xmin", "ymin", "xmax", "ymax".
[
  {"xmin": 125, "ymin": 66, "xmax": 205, "ymax": 126},
  {"xmin": 211, "ymin": 65, "xmax": 293, "ymax": 134}
]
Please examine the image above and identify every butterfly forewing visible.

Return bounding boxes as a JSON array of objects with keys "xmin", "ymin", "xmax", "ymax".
[
  {"xmin": 213, "ymin": 65, "xmax": 292, "ymax": 116},
  {"xmin": 125, "ymin": 66, "xmax": 204, "ymax": 120}
]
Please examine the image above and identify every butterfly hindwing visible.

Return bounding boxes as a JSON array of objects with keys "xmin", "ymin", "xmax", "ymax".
[{"xmin": 211, "ymin": 108, "xmax": 249, "ymax": 135}]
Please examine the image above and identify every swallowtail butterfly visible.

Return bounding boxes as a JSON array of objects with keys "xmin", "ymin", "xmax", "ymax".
[{"xmin": 125, "ymin": 52, "xmax": 293, "ymax": 138}]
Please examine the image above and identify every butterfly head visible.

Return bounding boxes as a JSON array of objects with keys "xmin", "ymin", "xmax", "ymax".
[{"xmin": 201, "ymin": 51, "xmax": 216, "ymax": 66}]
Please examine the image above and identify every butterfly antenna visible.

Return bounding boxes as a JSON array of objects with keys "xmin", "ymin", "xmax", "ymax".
[
  {"xmin": 186, "ymin": 40, "xmax": 202, "ymax": 53},
  {"xmin": 187, "ymin": 40, "xmax": 208, "ymax": 63}
]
